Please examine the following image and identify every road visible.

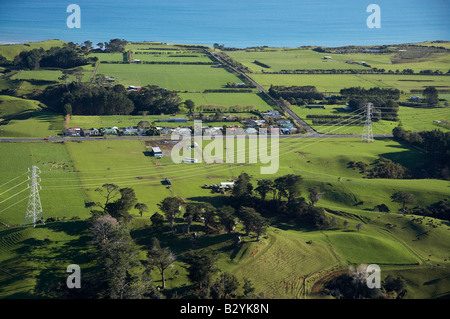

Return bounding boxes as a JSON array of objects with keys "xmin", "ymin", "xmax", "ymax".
[
  {"xmin": 0, "ymin": 133, "xmax": 393, "ymax": 143},
  {"xmin": 211, "ymin": 52, "xmax": 317, "ymax": 135}
]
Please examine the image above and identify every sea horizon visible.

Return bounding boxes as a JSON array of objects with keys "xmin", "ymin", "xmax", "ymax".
[{"xmin": 1, "ymin": 0, "xmax": 449, "ymax": 48}]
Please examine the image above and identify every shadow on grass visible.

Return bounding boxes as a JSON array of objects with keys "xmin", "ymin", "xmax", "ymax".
[{"xmin": 0, "ymin": 221, "xmax": 94, "ymax": 298}]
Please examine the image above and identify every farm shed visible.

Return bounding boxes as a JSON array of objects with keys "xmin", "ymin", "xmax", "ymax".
[{"xmin": 151, "ymin": 147, "xmax": 163, "ymax": 157}]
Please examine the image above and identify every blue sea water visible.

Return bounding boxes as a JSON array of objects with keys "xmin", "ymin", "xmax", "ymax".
[{"xmin": 0, "ymin": 0, "xmax": 449, "ymax": 47}]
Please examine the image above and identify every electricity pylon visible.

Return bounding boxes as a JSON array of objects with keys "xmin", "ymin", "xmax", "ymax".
[
  {"xmin": 24, "ymin": 166, "xmax": 44, "ymax": 227},
  {"xmin": 361, "ymin": 102, "xmax": 374, "ymax": 143}
]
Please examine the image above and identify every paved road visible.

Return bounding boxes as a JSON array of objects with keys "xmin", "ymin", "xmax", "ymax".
[
  {"xmin": 211, "ymin": 52, "xmax": 317, "ymax": 134},
  {"xmin": 0, "ymin": 133, "xmax": 393, "ymax": 143}
]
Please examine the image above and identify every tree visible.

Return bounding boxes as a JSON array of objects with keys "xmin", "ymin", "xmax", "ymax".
[
  {"xmin": 218, "ymin": 206, "xmax": 236, "ymax": 234},
  {"xmin": 92, "ymin": 223, "xmax": 149, "ymax": 299},
  {"xmin": 239, "ymin": 207, "xmax": 268, "ymax": 241},
  {"xmin": 255, "ymin": 179, "xmax": 274, "ymax": 201},
  {"xmin": 210, "ymin": 272, "xmax": 240, "ymax": 299},
  {"xmin": 63, "ymin": 103, "xmax": 72, "ymax": 116},
  {"xmin": 158, "ymin": 197, "xmax": 182, "ymax": 230},
  {"xmin": 147, "ymin": 238, "xmax": 176, "ymax": 289},
  {"xmin": 89, "ymin": 215, "xmax": 119, "ymax": 244},
  {"xmin": 185, "ymin": 252, "xmax": 218, "ymax": 289},
  {"xmin": 134, "ymin": 203, "xmax": 148, "ymax": 217},
  {"xmin": 423, "ymin": 86, "xmax": 439, "ymax": 107},
  {"xmin": 391, "ymin": 191, "xmax": 416, "ymax": 214},
  {"xmin": 308, "ymin": 186, "xmax": 323, "ymax": 206},
  {"xmin": 200, "ymin": 203, "xmax": 217, "ymax": 232},
  {"xmin": 106, "ymin": 187, "xmax": 137, "ymax": 222},
  {"xmin": 274, "ymin": 174, "xmax": 303, "ymax": 202},
  {"xmin": 232, "ymin": 172, "xmax": 253, "ymax": 198},
  {"xmin": 242, "ymin": 277, "xmax": 256, "ymax": 297},
  {"xmin": 184, "ymin": 99, "xmax": 195, "ymax": 114},
  {"xmin": 356, "ymin": 223, "xmax": 363, "ymax": 232},
  {"xmin": 137, "ymin": 120, "xmax": 150, "ymax": 129},
  {"xmin": 95, "ymin": 183, "xmax": 120, "ymax": 213},
  {"xmin": 150, "ymin": 212, "xmax": 165, "ymax": 230}
]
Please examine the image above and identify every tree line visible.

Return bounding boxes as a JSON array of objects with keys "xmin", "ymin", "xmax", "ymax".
[
  {"xmin": 393, "ymin": 125, "xmax": 450, "ymax": 180},
  {"xmin": 12, "ymin": 43, "xmax": 96, "ymax": 70},
  {"xmin": 37, "ymin": 82, "xmax": 182, "ymax": 116}
]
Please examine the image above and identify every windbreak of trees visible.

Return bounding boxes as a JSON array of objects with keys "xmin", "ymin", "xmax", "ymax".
[
  {"xmin": 340, "ymin": 87, "xmax": 401, "ymax": 121},
  {"xmin": 393, "ymin": 126, "xmax": 450, "ymax": 180},
  {"xmin": 13, "ymin": 43, "xmax": 96, "ymax": 70},
  {"xmin": 269, "ymin": 85, "xmax": 325, "ymax": 100},
  {"xmin": 38, "ymin": 83, "xmax": 182, "ymax": 116}
]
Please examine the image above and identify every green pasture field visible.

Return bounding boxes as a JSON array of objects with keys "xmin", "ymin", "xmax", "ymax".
[
  {"xmin": 228, "ymin": 47, "xmax": 450, "ymax": 73},
  {"xmin": 178, "ymin": 92, "xmax": 275, "ymax": 112},
  {"xmin": 96, "ymin": 63, "xmax": 244, "ymax": 91},
  {"xmin": 251, "ymin": 73, "xmax": 450, "ymax": 93},
  {"xmin": 0, "ymin": 95, "xmax": 43, "ymax": 119},
  {"xmin": 10, "ymin": 70, "xmax": 62, "ymax": 82},
  {"xmin": 290, "ymin": 104, "xmax": 450, "ymax": 134},
  {"xmin": 0, "ymin": 110, "xmax": 63, "ymax": 138},
  {"xmin": 1, "ymin": 136, "xmax": 449, "ymax": 298},
  {"xmin": 0, "ymin": 40, "xmax": 66, "ymax": 61}
]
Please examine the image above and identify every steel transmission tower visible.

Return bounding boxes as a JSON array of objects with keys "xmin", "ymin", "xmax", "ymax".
[
  {"xmin": 361, "ymin": 102, "xmax": 374, "ymax": 143},
  {"xmin": 24, "ymin": 166, "xmax": 44, "ymax": 227}
]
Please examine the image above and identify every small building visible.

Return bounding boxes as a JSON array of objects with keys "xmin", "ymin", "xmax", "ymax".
[
  {"xmin": 276, "ymin": 119, "xmax": 292, "ymax": 125},
  {"xmin": 220, "ymin": 182, "xmax": 234, "ymax": 189},
  {"xmin": 158, "ymin": 118, "xmax": 188, "ymax": 123},
  {"xmin": 63, "ymin": 127, "xmax": 82, "ymax": 137},
  {"xmin": 123, "ymin": 126, "xmax": 139, "ymax": 135},
  {"xmin": 84, "ymin": 128, "xmax": 100, "ymax": 136},
  {"xmin": 151, "ymin": 147, "xmax": 163, "ymax": 158},
  {"xmin": 159, "ymin": 127, "xmax": 173, "ymax": 135},
  {"xmin": 262, "ymin": 110, "xmax": 282, "ymax": 120}
]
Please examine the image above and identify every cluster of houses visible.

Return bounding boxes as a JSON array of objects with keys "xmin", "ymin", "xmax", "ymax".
[
  {"xmin": 62, "ymin": 110, "xmax": 297, "ymax": 138},
  {"xmin": 63, "ymin": 126, "xmax": 146, "ymax": 137}
]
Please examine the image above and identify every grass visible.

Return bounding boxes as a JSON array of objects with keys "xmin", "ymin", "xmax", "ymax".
[
  {"xmin": 0, "ymin": 40, "xmax": 66, "ymax": 61},
  {"xmin": 0, "ymin": 110, "xmax": 64, "ymax": 138},
  {"xmin": 289, "ymin": 104, "xmax": 450, "ymax": 134},
  {"xmin": 96, "ymin": 63, "xmax": 244, "ymax": 91},
  {"xmin": 0, "ymin": 95, "xmax": 43, "ymax": 119},
  {"xmin": 1, "ymin": 137, "xmax": 449, "ymax": 298},
  {"xmin": 251, "ymin": 73, "xmax": 450, "ymax": 93},
  {"xmin": 228, "ymin": 47, "xmax": 450, "ymax": 73},
  {"xmin": 178, "ymin": 92, "xmax": 275, "ymax": 112}
]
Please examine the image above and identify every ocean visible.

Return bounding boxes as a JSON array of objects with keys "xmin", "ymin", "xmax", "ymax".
[{"xmin": 0, "ymin": 0, "xmax": 449, "ymax": 47}]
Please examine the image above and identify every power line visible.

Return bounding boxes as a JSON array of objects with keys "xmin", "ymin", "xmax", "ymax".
[
  {"xmin": 0, "ymin": 179, "xmax": 28, "ymax": 197},
  {"xmin": 0, "ymin": 187, "xmax": 28, "ymax": 205},
  {"xmin": 0, "ymin": 172, "xmax": 27, "ymax": 188}
]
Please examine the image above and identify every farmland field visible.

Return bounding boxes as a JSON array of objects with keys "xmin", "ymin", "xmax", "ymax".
[
  {"xmin": 96, "ymin": 63, "xmax": 244, "ymax": 91},
  {"xmin": 228, "ymin": 47, "xmax": 450, "ymax": 73},
  {"xmin": 1, "ymin": 137, "xmax": 449, "ymax": 298},
  {"xmin": 0, "ymin": 39, "xmax": 449, "ymax": 301},
  {"xmin": 251, "ymin": 73, "xmax": 450, "ymax": 93}
]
